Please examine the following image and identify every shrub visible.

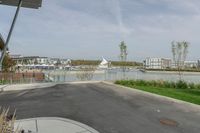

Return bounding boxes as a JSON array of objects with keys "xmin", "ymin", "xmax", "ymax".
[
  {"xmin": 145, "ymin": 80, "xmax": 153, "ymax": 86},
  {"xmin": 115, "ymin": 80, "xmax": 200, "ymax": 90},
  {"xmin": 175, "ymin": 80, "xmax": 188, "ymax": 89},
  {"xmin": 163, "ymin": 81, "xmax": 172, "ymax": 88},
  {"xmin": 157, "ymin": 80, "xmax": 165, "ymax": 87},
  {"xmin": 195, "ymin": 84, "xmax": 200, "ymax": 90},
  {"xmin": 169, "ymin": 82, "xmax": 176, "ymax": 89},
  {"xmin": 0, "ymin": 80, "xmax": 8, "ymax": 85},
  {"xmin": 151, "ymin": 80, "xmax": 158, "ymax": 87},
  {"xmin": 0, "ymin": 107, "xmax": 20, "ymax": 133},
  {"xmin": 137, "ymin": 80, "xmax": 147, "ymax": 86},
  {"xmin": 188, "ymin": 83, "xmax": 195, "ymax": 89}
]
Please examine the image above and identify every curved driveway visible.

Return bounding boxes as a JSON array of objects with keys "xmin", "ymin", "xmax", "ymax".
[{"xmin": 0, "ymin": 83, "xmax": 200, "ymax": 133}]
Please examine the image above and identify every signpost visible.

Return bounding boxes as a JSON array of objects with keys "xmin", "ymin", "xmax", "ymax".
[{"xmin": 0, "ymin": 0, "xmax": 42, "ymax": 71}]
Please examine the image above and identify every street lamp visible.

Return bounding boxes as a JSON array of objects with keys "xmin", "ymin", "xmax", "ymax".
[
  {"xmin": 0, "ymin": 0, "xmax": 42, "ymax": 9},
  {"xmin": 0, "ymin": 0, "xmax": 42, "ymax": 71},
  {"xmin": 0, "ymin": 34, "xmax": 5, "ymax": 50}
]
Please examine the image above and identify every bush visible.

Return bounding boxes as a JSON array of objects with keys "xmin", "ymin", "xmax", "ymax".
[
  {"xmin": 176, "ymin": 80, "xmax": 188, "ymax": 89},
  {"xmin": 137, "ymin": 80, "xmax": 147, "ymax": 86},
  {"xmin": 151, "ymin": 80, "xmax": 158, "ymax": 87},
  {"xmin": 163, "ymin": 81, "xmax": 172, "ymax": 88},
  {"xmin": 169, "ymin": 82, "xmax": 176, "ymax": 89},
  {"xmin": 115, "ymin": 80, "xmax": 200, "ymax": 90},
  {"xmin": 0, "ymin": 80, "xmax": 8, "ymax": 85},
  {"xmin": 188, "ymin": 83, "xmax": 195, "ymax": 89},
  {"xmin": 195, "ymin": 84, "xmax": 200, "ymax": 90}
]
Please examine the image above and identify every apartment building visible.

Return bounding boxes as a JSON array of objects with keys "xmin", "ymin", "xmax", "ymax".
[
  {"xmin": 184, "ymin": 61, "xmax": 198, "ymax": 68},
  {"xmin": 144, "ymin": 58, "xmax": 172, "ymax": 69}
]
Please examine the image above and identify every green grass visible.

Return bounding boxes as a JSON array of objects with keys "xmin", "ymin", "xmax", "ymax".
[{"xmin": 115, "ymin": 81, "xmax": 200, "ymax": 105}]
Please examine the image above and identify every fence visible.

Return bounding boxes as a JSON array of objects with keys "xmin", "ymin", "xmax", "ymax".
[{"xmin": 0, "ymin": 72, "xmax": 45, "ymax": 84}]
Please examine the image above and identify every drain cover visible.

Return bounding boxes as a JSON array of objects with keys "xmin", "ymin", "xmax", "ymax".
[
  {"xmin": 52, "ymin": 92, "xmax": 65, "ymax": 97},
  {"xmin": 159, "ymin": 118, "xmax": 178, "ymax": 127}
]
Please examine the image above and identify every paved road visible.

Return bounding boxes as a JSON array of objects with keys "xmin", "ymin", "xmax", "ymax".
[{"xmin": 0, "ymin": 83, "xmax": 200, "ymax": 133}]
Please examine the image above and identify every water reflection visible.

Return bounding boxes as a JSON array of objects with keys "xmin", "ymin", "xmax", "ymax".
[{"xmin": 75, "ymin": 66, "xmax": 96, "ymax": 81}]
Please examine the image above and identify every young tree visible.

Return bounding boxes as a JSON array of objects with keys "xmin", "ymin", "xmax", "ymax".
[
  {"xmin": 171, "ymin": 41, "xmax": 189, "ymax": 80},
  {"xmin": 119, "ymin": 41, "xmax": 128, "ymax": 62},
  {"xmin": 171, "ymin": 41, "xmax": 176, "ymax": 67},
  {"xmin": 183, "ymin": 41, "xmax": 189, "ymax": 63},
  {"xmin": 119, "ymin": 41, "xmax": 128, "ymax": 79}
]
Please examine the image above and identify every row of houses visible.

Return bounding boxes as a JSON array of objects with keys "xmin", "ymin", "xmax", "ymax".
[
  {"xmin": 144, "ymin": 57, "xmax": 200, "ymax": 69},
  {"xmin": 10, "ymin": 55, "xmax": 71, "ymax": 69},
  {"xmin": 10, "ymin": 55, "xmax": 110, "ymax": 70}
]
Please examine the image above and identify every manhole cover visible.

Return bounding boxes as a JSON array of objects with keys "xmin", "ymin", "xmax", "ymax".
[
  {"xmin": 159, "ymin": 118, "xmax": 179, "ymax": 127},
  {"xmin": 52, "ymin": 93, "xmax": 65, "ymax": 97}
]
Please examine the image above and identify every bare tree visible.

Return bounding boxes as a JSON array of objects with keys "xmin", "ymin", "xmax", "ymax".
[{"xmin": 171, "ymin": 41, "xmax": 189, "ymax": 80}]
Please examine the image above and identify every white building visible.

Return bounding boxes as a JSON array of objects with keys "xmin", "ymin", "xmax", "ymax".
[
  {"xmin": 144, "ymin": 58, "xmax": 172, "ymax": 69},
  {"xmin": 48, "ymin": 58, "xmax": 60, "ymax": 65},
  {"xmin": 171, "ymin": 60, "xmax": 198, "ymax": 68},
  {"xmin": 184, "ymin": 61, "xmax": 198, "ymax": 68},
  {"xmin": 11, "ymin": 55, "xmax": 72, "ymax": 70},
  {"xmin": 12, "ymin": 56, "xmax": 49, "ymax": 65},
  {"xmin": 36, "ymin": 57, "xmax": 49, "ymax": 65}
]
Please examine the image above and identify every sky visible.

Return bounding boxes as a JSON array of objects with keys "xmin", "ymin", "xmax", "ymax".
[{"xmin": 0, "ymin": 0, "xmax": 200, "ymax": 61}]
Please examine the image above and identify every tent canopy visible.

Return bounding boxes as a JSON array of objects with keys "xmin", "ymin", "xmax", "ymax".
[{"xmin": 0, "ymin": 0, "xmax": 42, "ymax": 9}]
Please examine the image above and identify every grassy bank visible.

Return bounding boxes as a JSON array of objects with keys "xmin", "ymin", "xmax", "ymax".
[{"xmin": 115, "ymin": 80, "xmax": 200, "ymax": 105}]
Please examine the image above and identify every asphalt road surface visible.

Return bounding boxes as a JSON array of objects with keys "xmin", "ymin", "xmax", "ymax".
[{"xmin": 0, "ymin": 83, "xmax": 200, "ymax": 133}]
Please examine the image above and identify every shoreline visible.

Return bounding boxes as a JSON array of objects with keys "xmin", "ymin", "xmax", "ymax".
[{"xmin": 145, "ymin": 70, "xmax": 200, "ymax": 75}]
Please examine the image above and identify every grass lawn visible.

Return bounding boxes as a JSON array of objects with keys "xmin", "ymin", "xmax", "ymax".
[{"xmin": 116, "ymin": 84, "xmax": 200, "ymax": 105}]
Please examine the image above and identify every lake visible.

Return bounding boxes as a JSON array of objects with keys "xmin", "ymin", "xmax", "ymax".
[{"xmin": 43, "ymin": 68, "xmax": 200, "ymax": 83}]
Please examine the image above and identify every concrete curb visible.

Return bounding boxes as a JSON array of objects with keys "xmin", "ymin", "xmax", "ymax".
[
  {"xmin": 0, "ymin": 81, "xmax": 102, "ymax": 92},
  {"xmin": 102, "ymin": 81, "xmax": 200, "ymax": 110},
  {"xmin": 15, "ymin": 117, "xmax": 99, "ymax": 133},
  {"xmin": 0, "ymin": 83, "xmax": 57, "ymax": 92}
]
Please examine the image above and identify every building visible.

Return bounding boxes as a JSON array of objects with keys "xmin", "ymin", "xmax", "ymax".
[
  {"xmin": 144, "ymin": 58, "xmax": 172, "ymax": 69},
  {"xmin": 12, "ymin": 56, "xmax": 49, "ymax": 65},
  {"xmin": 171, "ymin": 60, "xmax": 198, "ymax": 68},
  {"xmin": 11, "ymin": 55, "xmax": 72, "ymax": 70},
  {"xmin": 184, "ymin": 61, "xmax": 198, "ymax": 68}
]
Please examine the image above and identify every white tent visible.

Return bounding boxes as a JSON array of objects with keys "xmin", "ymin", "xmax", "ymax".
[{"xmin": 99, "ymin": 57, "xmax": 109, "ymax": 69}]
